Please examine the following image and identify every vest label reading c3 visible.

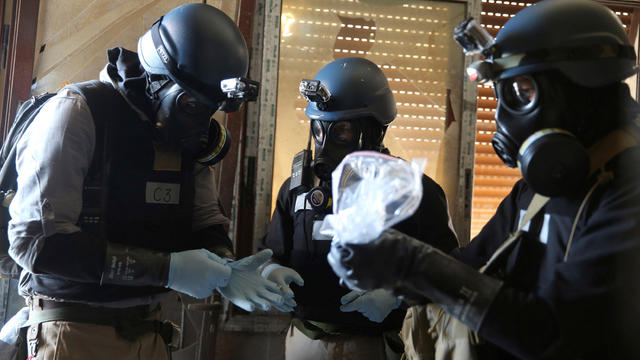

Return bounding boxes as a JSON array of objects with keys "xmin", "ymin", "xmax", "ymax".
[{"xmin": 146, "ymin": 182, "xmax": 180, "ymax": 204}]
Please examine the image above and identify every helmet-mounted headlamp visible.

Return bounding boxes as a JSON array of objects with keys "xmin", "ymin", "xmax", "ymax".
[
  {"xmin": 455, "ymin": 17, "xmax": 638, "ymax": 84},
  {"xmin": 465, "ymin": 44, "xmax": 637, "ymax": 84},
  {"xmin": 466, "ymin": 61, "xmax": 498, "ymax": 83},
  {"xmin": 454, "ymin": 17, "xmax": 502, "ymax": 83},
  {"xmin": 219, "ymin": 77, "xmax": 260, "ymax": 113},
  {"xmin": 299, "ymin": 79, "xmax": 332, "ymax": 110}
]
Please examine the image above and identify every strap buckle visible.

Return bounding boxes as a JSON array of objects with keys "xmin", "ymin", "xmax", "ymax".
[
  {"xmin": 26, "ymin": 323, "xmax": 40, "ymax": 358},
  {"xmin": 163, "ymin": 320, "xmax": 181, "ymax": 351}
]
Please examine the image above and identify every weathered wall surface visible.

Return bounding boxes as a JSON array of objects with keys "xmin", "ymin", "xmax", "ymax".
[{"xmin": 33, "ymin": 0, "xmax": 238, "ymax": 94}]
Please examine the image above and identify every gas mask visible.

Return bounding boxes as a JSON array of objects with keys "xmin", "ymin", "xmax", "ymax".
[
  {"xmin": 311, "ymin": 120, "xmax": 362, "ymax": 181},
  {"xmin": 151, "ymin": 81, "xmax": 231, "ymax": 166},
  {"xmin": 493, "ymin": 73, "xmax": 591, "ymax": 197},
  {"xmin": 454, "ymin": 6, "xmax": 639, "ymax": 198},
  {"xmin": 298, "ymin": 60, "xmax": 394, "ymax": 182}
]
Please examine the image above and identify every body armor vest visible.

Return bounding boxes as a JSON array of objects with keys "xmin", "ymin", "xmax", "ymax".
[{"xmin": 27, "ymin": 85, "xmax": 197, "ymax": 304}]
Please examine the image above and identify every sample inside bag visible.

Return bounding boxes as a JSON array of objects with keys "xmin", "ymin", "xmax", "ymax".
[{"xmin": 320, "ymin": 151, "xmax": 425, "ymax": 244}]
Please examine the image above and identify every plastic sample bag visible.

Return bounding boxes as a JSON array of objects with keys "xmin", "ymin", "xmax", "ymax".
[{"xmin": 320, "ymin": 151, "xmax": 425, "ymax": 244}]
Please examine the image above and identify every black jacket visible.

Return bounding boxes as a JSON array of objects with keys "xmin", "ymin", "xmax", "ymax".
[
  {"xmin": 452, "ymin": 147, "xmax": 640, "ymax": 359},
  {"xmin": 262, "ymin": 173, "xmax": 458, "ymax": 333}
]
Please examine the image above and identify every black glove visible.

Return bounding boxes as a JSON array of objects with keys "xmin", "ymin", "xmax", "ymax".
[
  {"xmin": 328, "ymin": 228, "xmax": 503, "ymax": 331},
  {"xmin": 327, "ymin": 228, "xmax": 417, "ymax": 291},
  {"xmin": 102, "ymin": 242, "xmax": 170, "ymax": 287}
]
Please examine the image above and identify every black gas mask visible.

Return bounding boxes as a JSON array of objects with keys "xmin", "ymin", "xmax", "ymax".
[
  {"xmin": 311, "ymin": 120, "xmax": 362, "ymax": 181},
  {"xmin": 151, "ymin": 80, "xmax": 231, "ymax": 166},
  {"xmin": 493, "ymin": 73, "xmax": 592, "ymax": 197},
  {"xmin": 310, "ymin": 118, "xmax": 388, "ymax": 181},
  {"xmin": 454, "ymin": 11, "xmax": 638, "ymax": 198}
]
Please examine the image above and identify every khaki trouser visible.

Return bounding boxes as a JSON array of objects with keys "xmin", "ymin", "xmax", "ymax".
[
  {"xmin": 285, "ymin": 324, "xmax": 390, "ymax": 360},
  {"xmin": 28, "ymin": 317, "xmax": 169, "ymax": 360},
  {"xmin": 400, "ymin": 304, "xmax": 477, "ymax": 360}
]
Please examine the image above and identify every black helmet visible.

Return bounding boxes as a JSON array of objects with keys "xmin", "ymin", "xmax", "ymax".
[
  {"xmin": 455, "ymin": 0, "xmax": 639, "ymax": 197},
  {"xmin": 300, "ymin": 57, "xmax": 396, "ymax": 181},
  {"xmin": 459, "ymin": 0, "xmax": 637, "ymax": 87},
  {"xmin": 138, "ymin": 3, "xmax": 249, "ymax": 108},
  {"xmin": 304, "ymin": 57, "xmax": 396, "ymax": 125}
]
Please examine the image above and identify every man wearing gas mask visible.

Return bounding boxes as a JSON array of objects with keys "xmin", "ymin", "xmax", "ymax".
[
  {"xmin": 6, "ymin": 4, "xmax": 289, "ymax": 359},
  {"xmin": 260, "ymin": 57, "xmax": 458, "ymax": 359},
  {"xmin": 328, "ymin": 0, "xmax": 640, "ymax": 359}
]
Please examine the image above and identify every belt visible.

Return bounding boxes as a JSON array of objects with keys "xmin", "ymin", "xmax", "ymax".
[
  {"xmin": 25, "ymin": 298, "xmax": 179, "ymax": 347},
  {"xmin": 292, "ymin": 318, "xmax": 357, "ymax": 340},
  {"xmin": 29, "ymin": 298, "xmax": 152, "ymax": 315}
]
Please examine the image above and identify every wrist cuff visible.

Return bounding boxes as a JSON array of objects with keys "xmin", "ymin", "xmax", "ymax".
[{"xmin": 261, "ymin": 263, "xmax": 283, "ymax": 278}]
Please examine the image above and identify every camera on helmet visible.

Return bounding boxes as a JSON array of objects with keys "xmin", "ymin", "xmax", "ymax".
[
  {"xmin": 454, "ymin": 18, "xmax": 502, "ymax": 83},
  {"xmin": 219, "ymin": 77, "xmax": 260, "ymax": 112},
  {"xmin": 454, "ymin": 18, "xmax": 495, "ymax": 56},
  {"xmin": 299, "ymin": 79, "xmax": 331, "ymax": 109}
]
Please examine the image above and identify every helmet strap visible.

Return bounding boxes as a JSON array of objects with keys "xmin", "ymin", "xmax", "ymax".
[
  {"xmin": 145, "ymin": 73, "xmax": 171, "ymax": 101},
  {"xmin": 149, "ymin": 19, "xmax": 213, "ymax": 103},
  {"xmin": 359, "ymin": 119, "xmax": 386, "ymax": 151}
]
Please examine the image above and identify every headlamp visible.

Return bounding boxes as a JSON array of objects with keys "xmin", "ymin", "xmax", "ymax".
[
  {"xmin": 219, "ymin": 77, "xmax": 260, "ymax": 113},
  {"xmin": 454, "ymin": 18, "xmax": 501, "ymax": 83},
  {"xmin": 466, "ymin": 61, "xmax": 497, "ymax": 83},
  {"xmin": 456, "ymin": 17, "xmax": 638, "ymax": 85},
  {"xmin": 221, "ymin": 77, "xmax": 259, "ymax": 100},
  {"xmin": 299, "ymin": 79, "xmax": 331, "ymax": 104}
]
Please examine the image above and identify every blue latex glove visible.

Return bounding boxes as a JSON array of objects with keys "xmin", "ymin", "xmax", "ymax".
[
  {"xmin": 167, "ymin": 249, "xmax": 232, "ymax": 299},
  {"xmin": 218, "ymin": 249, "xmax": 286, "ymax": 312},
  {"xmin": 261, "ymin": 263, "xmax": 304, "ymax": 312},
  {"xmin": 339, "ymin": 288, "xmax": 401, "ymax": 323}
]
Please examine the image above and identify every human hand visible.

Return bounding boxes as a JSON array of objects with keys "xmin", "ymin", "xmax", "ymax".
[
  {"xmin": 167, "ymin": 249, "xmax": 231, "ymax": 299},
  {"xmin": 339, "ymin": 289, "xmax": 401, "ymax": 323},
  {"xmin": 218, "ymin": 249, "xmax": 287, "ymax": 311},
  {"xmin": 327, "ymin": 228, "xmax": 423, "ymax": 290},
  {"xmin": 261, "ymin": 264, "xmax": 304, "ymax": 312}
]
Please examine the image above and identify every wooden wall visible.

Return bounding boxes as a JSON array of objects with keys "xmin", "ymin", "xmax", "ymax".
[{"xmin": 32, "ymin": 0, "xmax": 239, "ymax": 94}]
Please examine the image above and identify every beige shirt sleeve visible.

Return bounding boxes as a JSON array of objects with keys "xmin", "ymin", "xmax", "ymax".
[{"xmin": 191, "ymin": 164, "xmax": 230, "ymax": 231}]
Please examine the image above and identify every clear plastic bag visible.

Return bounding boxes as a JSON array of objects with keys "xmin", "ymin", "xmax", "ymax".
[{"xmin": 320, "ymin": 151, "xmax": 425, "ymax": 244}]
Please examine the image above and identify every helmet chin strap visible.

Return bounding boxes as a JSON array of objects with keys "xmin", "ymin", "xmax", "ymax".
[
  {"xmin": 145, "ymin": 73, "xmax": 171, "ymax": 100},
  {"xmin": 358, "ymin": 120, "xmax": 387, "ymax": 151}
]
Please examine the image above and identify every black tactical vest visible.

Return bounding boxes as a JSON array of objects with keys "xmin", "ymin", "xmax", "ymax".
[{"xmin": 27, "ymin": 84, "xmax": 197, "ymax": 304}]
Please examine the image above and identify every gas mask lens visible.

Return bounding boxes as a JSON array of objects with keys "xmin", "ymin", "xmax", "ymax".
[
  {"xmin": 498, "ymin": 75, "xmax": 538, "ymax": 113},
  {"xmin": 330, "ymin": 121, "xmax": 357, "ymax": 144},
  {"xmin": 311, "ymin": 120, "xmax": 324, "ymax": 144},
  {"xmin": 176, "ymin": 92, "xmax": 211, "ymax": 115},
  {"xmin": 153, "ymin": 82, "xmax": 217, "ymax": 154}
]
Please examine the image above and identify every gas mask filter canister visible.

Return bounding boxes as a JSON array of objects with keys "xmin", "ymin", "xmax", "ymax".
[
  {"xmin": 153, "ymin": 82, "xmax": 231, "ymax": 166},
  {"xmin": 517, "ymin": 129, "xmax": 589, "ymax": 197}
]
